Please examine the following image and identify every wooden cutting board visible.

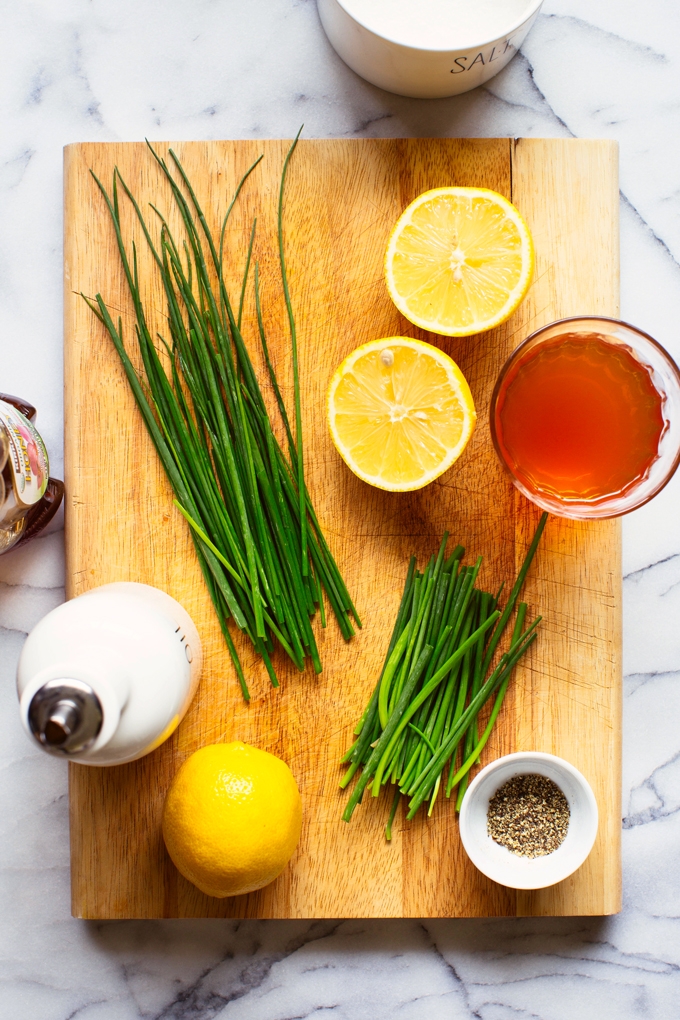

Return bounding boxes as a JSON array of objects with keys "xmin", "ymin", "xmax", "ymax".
[{"xmin": 64, "ymin": 138, "xmax": 621, "ymax": 918}]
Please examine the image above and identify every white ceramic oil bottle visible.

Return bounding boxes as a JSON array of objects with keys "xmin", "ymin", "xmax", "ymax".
[{"xmin": 16, "ymin": 582, "xmax": 202, "ymax": 765}]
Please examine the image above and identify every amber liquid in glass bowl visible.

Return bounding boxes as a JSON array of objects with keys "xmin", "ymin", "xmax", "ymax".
[{"xmin": 490, "ymin": 319, "xmax": 680, "ymax": 519}]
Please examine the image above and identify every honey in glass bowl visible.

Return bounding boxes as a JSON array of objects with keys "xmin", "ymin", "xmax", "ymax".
[{"xmin": 490, "ymin": 317, "xmax": 680, "ymax": 519}]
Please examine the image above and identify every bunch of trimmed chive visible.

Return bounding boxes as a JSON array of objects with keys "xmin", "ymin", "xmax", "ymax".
[
  {"xmin": 341, "ymin": 513, "xmax": 547, "ymax": 838},
  {"xmin": 84, "ymin": 136, "xmax": 359, "ymax": 699}
]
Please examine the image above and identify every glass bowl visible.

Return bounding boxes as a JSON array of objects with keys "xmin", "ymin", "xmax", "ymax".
[{"xmin": 489, "ymin": 316, "xmax": 680, "ymax": 519}]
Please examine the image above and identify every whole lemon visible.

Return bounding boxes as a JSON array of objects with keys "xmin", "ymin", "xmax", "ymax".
[{"xmin": 162, "ymin": 742, "xmax": 302, "ymax": 898}]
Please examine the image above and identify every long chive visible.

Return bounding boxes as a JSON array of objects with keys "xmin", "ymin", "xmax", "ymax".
[
  {"xmin": 85, "ymin": 137, "xmax": 356, "ymax": 694},
  {"xmin": 341, "ymin": 646, "xmax": 432, "ymax": 823},
  {"xmin": 480, "ymin": 512, "xmax": 548, "ymax": 676},
  {"xmin": 370, "ymin": 611, "xmax": 499, "ymax": 797},
  {"xmin": 405, "ymin": 624, "xmax": 540, "ymax": 818},
  {"xmin": 277, "ymin": 128, "xmax": 307, "ymax": 574},
  {"xmin": 448, "ymin": 603, "xmax": 530, "ymax": 799},
  {"xmin": 341, "ymin": 520, "xmax": 547, "ymax": 835},
  {"xmin": 385, "ymin": 788, "xmax": 401, "ymax": 841}
]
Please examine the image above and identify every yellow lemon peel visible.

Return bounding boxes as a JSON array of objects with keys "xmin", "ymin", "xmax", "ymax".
[{"xmin": 162, "ymin": 742, "xmax": 302, "ymax": 898}]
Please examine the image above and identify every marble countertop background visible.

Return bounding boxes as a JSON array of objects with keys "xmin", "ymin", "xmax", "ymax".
[{"xmin": 2, "ymin": 1, "xmax": 680, "ymax": 1017}]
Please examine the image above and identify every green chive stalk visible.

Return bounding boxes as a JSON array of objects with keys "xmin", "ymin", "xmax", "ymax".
[
  {"xmin": 84, "ymin": 138, "xmax": 359, "ymax": 698},
  {"xmin": 341, "ymin": 514, "xmax": 547, "ymax": 837}
]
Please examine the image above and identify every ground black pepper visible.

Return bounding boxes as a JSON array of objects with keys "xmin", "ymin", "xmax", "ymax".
[{"xmin": 487, "ymin": 773, "xmax": 570, "ymax": 857}]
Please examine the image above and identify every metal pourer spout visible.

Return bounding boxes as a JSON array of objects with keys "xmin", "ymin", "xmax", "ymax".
[{"xmin": 27, "ymin": 678, "xmax": 103, "ymax": 756}]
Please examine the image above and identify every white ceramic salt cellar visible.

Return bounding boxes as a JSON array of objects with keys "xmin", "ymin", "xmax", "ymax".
[
  {"xmin": 16, "ymin": 582, "xmax": 202, "ymax": 765},
  {"xmin": 317, "ymin": 0, "xmax": 544, "ymax": 99}
]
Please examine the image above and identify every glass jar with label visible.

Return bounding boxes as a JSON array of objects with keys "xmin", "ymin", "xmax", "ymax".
[{"xmin": 0, "ymin": 393, "xmax": 64, "ymax": 553}]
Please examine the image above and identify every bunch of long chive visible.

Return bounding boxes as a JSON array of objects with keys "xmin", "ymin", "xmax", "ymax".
[
  {"xmin": 341, "ymin": 513, "xmax": 547, "ymax": 838},
  {"xmin": 84, "ymin": 137, "xmax": 359, "ymax": 699}
]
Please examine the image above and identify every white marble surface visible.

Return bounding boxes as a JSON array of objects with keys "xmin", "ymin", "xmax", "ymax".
[{"xmin": 2, "ymin": 1, "xmax": 680, "ymax": 1016}]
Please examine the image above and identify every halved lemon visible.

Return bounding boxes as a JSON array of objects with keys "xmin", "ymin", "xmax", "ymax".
[
  {"xmin": 385, "ymin": 187, "xmax": 534, "ymax": 337},
  {"xmin": 327, "ymin": 337, "xmax": 476, "ymax": 492}
]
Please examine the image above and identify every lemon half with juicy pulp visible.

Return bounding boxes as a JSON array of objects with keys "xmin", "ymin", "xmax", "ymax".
[
  {"xmin": 385, "ymin": 187, "xmax": 534, "ymax": 337},
  {"xmin": 327, "ymin": 336, "xmax": 476, "ymax": 492}
]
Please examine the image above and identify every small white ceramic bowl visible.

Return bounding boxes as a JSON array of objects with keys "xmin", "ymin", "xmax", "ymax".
[
  {"xmin": 318, "ymin": 0, "xmax": 544, "ymax": 99},
  {"xmin": 458, "ymin": 751, "xmax": 598, "ymax": 889}
]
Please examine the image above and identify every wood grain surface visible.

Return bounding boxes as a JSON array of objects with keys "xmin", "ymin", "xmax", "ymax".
[{"xmin": 63, "ymin": 138, "xmax": 621, "ymax": 918}]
